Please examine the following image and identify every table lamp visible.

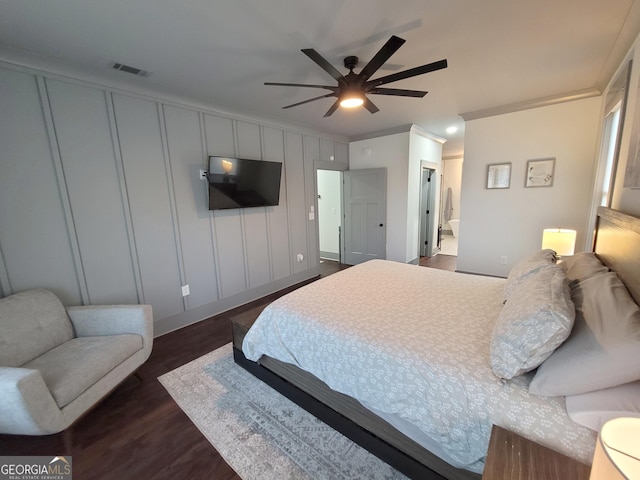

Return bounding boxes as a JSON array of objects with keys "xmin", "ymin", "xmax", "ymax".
[
  {"xmin": 541, "ymin": 228, "xmax": 577, "ymax": 257},
  {"xmin": 590, "ymin": 417, "xmax": 640, "ymax": 479}
]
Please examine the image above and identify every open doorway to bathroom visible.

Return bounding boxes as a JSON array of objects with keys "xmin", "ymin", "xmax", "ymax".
[{"xmin": 439, "ymin": 156, "xmax": 463, "ymax": 256}]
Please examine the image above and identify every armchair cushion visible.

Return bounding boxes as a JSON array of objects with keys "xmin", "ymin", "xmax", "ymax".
[
  {"xmin": 0, "ymin": 289, "xmax": 73, "ymax": 367},
  {"xmin": 66, "ymin": 304, "xmax": 153, "ymax": 360},
  {"xmin": 23, "ymin": 334, "xmax": 143, "ymax": 408}
]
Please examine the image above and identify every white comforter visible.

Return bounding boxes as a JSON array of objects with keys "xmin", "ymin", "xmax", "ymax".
[{"xmin": 242, "ymin": 260, "xmax": 596, "ymax": 473}]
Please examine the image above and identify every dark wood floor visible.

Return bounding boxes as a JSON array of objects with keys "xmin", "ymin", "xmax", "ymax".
[
  {"xmin": 419, "ymin": 253, "xmax": 457, "ymax": 271},
  {"xmin": 0, "ymin": 256, "xmax": 455, "ymax": 479}
]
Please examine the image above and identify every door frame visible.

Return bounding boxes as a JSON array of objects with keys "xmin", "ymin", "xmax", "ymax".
[{"xmin": 314, "ymin": 161, "xmax": 348, "ymax": 265}]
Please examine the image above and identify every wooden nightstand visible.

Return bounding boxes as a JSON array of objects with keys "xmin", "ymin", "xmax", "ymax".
[{"xmin": 483, "ymin": 425, "xmax": 591, "ymax": 480}]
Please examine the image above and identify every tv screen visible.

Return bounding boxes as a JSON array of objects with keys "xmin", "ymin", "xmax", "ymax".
[{"xmin": 207, "ymin": 156, "xmax": 282, "ymax": 210}]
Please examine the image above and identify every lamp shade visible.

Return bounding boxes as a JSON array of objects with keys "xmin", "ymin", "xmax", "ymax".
[
  {"xmin": 590, "ymin": 417, "xmax": 640, "ymax": 479},
  {"xmin": 541, "ymin": 228, "xmax": 576, "ymax": 256}
]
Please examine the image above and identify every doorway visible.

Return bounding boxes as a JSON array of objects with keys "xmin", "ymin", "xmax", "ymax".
[
  {"xmin": 316, "ymin": 167, "xmax": 387, "ymax": 267},
  {"xmin": 317, "ymin": 170, "xmax": 342, "ymax": 262},
  {"xmin": 439, "ymin": 156, "xmax": 463, "ymax": 256}
]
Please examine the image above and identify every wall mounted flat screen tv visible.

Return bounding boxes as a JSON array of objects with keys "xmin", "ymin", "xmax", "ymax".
[{"xmin": 207, "ymin": 156, "xmax": 282, "ymax": 210}]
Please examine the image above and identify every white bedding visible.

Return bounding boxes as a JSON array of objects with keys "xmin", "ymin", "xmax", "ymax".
[{"xmin": 242, "ymin": 259, "xmax": 596, "ymax": 473}]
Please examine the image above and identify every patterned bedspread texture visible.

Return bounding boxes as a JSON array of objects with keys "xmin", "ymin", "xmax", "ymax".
[{"xmin": 242, "ymin": 260, "xmax": 596, "ymax": 473}]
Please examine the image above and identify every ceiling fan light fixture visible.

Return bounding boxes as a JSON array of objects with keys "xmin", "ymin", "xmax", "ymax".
[
  {"xmin": 339, "ymin": 90, "xmax": 365, "ymax": 108},
  {"xmin": 266, "ymin": 35, "xmax": 447, "ymax": 117}
]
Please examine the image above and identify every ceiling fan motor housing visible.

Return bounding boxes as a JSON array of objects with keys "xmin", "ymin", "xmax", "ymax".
[{"xmin": 344, "ymin": 55, "xmax": 359, "ymax": 71}]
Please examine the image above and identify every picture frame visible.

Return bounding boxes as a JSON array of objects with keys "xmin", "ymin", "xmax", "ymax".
[
  {"xmin": 525, "ymin": 157, "xmax": 555, "ymax": 187},
  {"xmin": 486, "ymin": 163, "xmax": 511, "ymax": 189}
]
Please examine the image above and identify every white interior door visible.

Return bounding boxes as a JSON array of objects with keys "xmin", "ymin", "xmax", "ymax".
[
  {"xmin": 419, "ymin": 167, "xmax": 436, "ymax": 257},
  {"xmin": 342, "ymin": 168, "xmax": 387, "ymax": 265}
]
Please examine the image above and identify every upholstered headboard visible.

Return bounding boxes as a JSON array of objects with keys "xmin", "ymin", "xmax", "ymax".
[{"xmin": 594, "ymin": 206, "xmax": 640, "ymax": 305}]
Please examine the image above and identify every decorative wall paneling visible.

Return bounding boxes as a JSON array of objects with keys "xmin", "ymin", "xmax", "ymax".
[
  {"xmin": 236, "ymin": 121, "xmax": 272, "ymax": 290},
  {"xmin": 0, "ymin": 64, "xmax": 347, "ymax": 335},
  {"xmin": 45, "ymin": 80, "xmax": 138, "ymax": 306},
  {"xmin": 284, "ymin": 132, "xmax": 309, "ymax": 275},
  {"xmin": 111, "ymin": 93, "xmax": 185, "ymax": 321},
  {"xmin": 304, "ymin": 136, "xmax": 321, "ymax": 268},
  {"xmin": 163, "ymin": 105, "xmax": 219, "ymax": 310},
  {"xmin": 263, "ymin": 126, "xmax": 292, "ymax": 282},
  {"xmin": 0, "ymin": 69, "xmax": 81, "ymax": 304}
]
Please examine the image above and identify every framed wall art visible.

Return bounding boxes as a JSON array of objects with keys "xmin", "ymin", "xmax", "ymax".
[
  {"xmin": 525, "ymin": 158, "xmax": 555, "ymax": 187},
  {"xmin": 486, "ymin": 163, "xmax": 511, "ymax": 189}
]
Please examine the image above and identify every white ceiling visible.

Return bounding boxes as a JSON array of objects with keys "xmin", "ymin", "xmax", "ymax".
[{"xmin": 1, "ymin": 0, "xmax": 640, "ymax": 156}]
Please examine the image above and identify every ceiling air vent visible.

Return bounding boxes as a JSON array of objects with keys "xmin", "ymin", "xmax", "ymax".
[{"xmin": 111, "ymin": 62, "xmax": 151, "ymax": 77}]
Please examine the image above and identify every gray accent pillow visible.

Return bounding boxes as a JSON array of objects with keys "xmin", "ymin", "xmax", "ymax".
[
  {"xmin": 529, "ymin": 272, "xmax": 640, "ymax": 396},
  {"xmin": 491, "ymin": 264, "xmax": 574, "ymax": 380},
  {"xmin": 504, "ymin": 249, "xmax": 557, "ymax": 300},
  {"xmin": 561, "ymin": 252, "xmax": 609, "ymax": 282}
]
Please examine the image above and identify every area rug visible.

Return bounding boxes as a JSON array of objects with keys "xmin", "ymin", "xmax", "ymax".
[{"xmin": 158, "ymin": 343, "xmax": 406, "ymax": 480}]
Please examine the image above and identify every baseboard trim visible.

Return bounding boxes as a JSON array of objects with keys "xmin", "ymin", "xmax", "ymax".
[
  {"xmin": 320, "ymin": 251, "xmax": 339, "ymax": 261},
  {"xmin": 154, "ymin": 268, "xmax": 320, "ymax": 337}
]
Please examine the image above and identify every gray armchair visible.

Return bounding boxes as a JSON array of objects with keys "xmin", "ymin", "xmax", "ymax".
[{"xmin": 0, "ymin": 288, "xmax": 153, "ymax": 435}]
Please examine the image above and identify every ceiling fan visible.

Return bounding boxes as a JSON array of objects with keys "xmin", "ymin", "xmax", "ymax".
[{"xmin": 265, "ymin": 35, "xmax": 447, "ymax": 117}]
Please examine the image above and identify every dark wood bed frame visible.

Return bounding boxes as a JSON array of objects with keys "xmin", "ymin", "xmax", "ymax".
[{"xmin": 233, "ymin": 206, "xmax": 640, "ymax": 480}]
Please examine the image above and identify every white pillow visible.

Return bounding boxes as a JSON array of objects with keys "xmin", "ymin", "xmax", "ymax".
[
  {"xmin": 530, "ymin": 272, "xmax": 640, "ymax": 396},
  {"xmin": 560, "ymin": 252, "xmax": 609, "ymax": 283},
  {"xmin": 566, "ymin": 381, "xmax": 640, "ymax": 432},
  {"xmin": 490, "ymin": 264, "xmax": 574, "ymax": 380}
]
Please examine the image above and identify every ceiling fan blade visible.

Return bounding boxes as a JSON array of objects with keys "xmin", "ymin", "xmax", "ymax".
[
  {"xmin": 323, "ymin": 99, "xmax": 341, "ymax": 117},
  {"xmin": 368, "ymin": 87, "xmax": 427, "ymax": 98},
  {"xmin": 282, "ymin": 93, "xmax": 336, "ymax": 109},
  {"xmin": 265, "ymin": 82, "xmax": 337, "ymax": 91},
  {"xmin": 363, "ymin": 97, "xmax": 380, "ymax": 114},
  {"xmin": 301, "ymin": 48, "xmax": 345, "ymax": 81},
  {"xmin": 366, "ymin": 59, "xmax": 448, "ymax": 88},
  {"xmin": 358, "ymin": 35, "xmax": 406, "ymax": 82}
]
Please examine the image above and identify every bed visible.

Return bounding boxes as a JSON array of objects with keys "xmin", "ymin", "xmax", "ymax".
[{"xmin": 233, "ymin": 206, "xmax": 640, "ymax": 479}]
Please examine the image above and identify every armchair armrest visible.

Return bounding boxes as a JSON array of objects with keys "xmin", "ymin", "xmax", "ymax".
[
  {"xmin": 66, "ymin": 304, "xmax": 153, "ymax": 359},
  {"xmin": 0, "ymin": 367, "xmax": 65, "ymax": 435}
]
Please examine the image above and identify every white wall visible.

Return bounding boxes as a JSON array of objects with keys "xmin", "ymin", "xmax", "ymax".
[
  {"xmin": 317, "ymin": 170, "xmax": 342, "ymax": 259},
  {"xmin": 350, "ymin": 132, "xmax": 409, "ymax": 262},
  {"xmin": 350, "ymin": 126, "xmax": 444, "ymax": 263},
  {"xmin": 458, "ymin": 97, "xmax": 601, "ymax": 277}
]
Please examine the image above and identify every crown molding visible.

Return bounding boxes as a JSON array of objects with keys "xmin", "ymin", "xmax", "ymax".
[
  {"xmin": 349, "ymin": 123, "xmax": 446, "ymax": 144},
  {"xmin": 460, "ymin": 88, "xmax": 601, "ymax": 121},
  {"xmin": 410, "ymin": 124, "xmax": 447, "ymax": 144}
]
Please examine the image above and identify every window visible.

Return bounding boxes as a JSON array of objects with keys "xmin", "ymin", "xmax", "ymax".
[{"xmin": 599, "ymin": 104, "xmax": 621, "ymax": 207}]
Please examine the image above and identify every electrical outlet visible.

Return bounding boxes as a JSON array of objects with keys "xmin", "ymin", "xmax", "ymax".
[
  {"xmin": 181, "ymin": 284, "xmax": 190, "ymax": 296},
  {"xmin": 199, "ymin": 169, "xmax": 207, "ymax": 180},
  {"xmin": 500, "ymin": 256, "xmax": 508, "ymax": 265}
]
